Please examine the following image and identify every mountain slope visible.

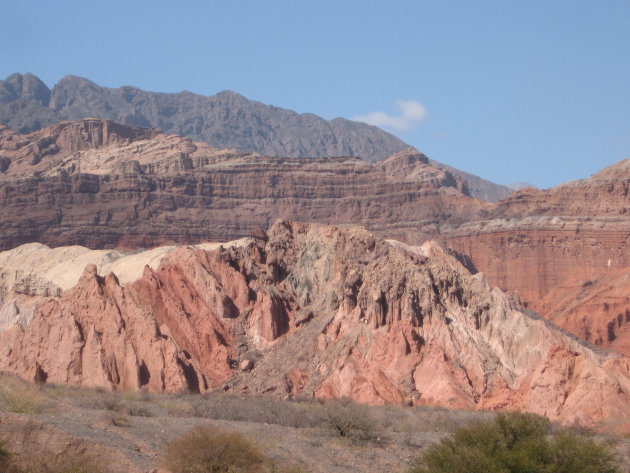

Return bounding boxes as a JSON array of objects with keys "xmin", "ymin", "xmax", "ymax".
[{"xmin": 0, "ymin": 73, "xmax": 512, "ymax": 201}]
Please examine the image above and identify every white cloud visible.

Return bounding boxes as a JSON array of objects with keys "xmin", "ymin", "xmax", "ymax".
[{"xmin": 352, "ymin": 100, "xmax": 428, "ymax": 131}]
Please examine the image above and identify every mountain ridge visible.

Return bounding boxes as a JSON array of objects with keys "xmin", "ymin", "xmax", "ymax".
[{"xmin": 0, "ymin": 72, "xmax": 512, "ymax": 201}]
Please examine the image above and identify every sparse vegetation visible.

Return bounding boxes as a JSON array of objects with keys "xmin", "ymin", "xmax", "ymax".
[
  {"xmin": 15, "ymin": 455, "xmax": 108, "ymax": 473},
  {"xmin": 408, "ymin": 412, "xmax": 621, "ymax": 473},
  {"xmin": 324, "ymin": 398, "xmax": 380, "ymax": 441},
  {"xmin": 0, "ymin": 372, "xmax": 626, "ymax": 473},
  {"xmin": 0, "ymin": 376, "xmax": 47, "ymax": 414},
  {"xmin": 162, "ymin": 425, "xmax": 312, "ymax": 473}
]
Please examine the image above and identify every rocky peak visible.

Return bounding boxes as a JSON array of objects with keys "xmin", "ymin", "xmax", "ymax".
[
  {"xmin": 377, "ymin": 147, "xmax": 470, "ymax": 195},
  {"xmin": 0, "ymin": 73, "xmax": 50, "ymax": 106}
]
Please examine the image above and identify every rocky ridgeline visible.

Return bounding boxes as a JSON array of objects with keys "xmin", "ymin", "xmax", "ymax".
[{"xmin": 1, "ymin": 221, "xmax": 629, "ymax": 430}]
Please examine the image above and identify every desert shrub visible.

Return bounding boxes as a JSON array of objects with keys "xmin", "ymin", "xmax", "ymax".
[
  {"xmin": 409, "ymin": 412, "xmax": 620, "ymax": 473},
  {"xmin": 107, "ymin": 413, "xmax": 131, "ymax": 427},
  {"xmin": 190, "ymin": 393, "xmax": 325, "ymax": 428},
  {"xmin": 325, "ymin": 398, "xmax": 379, "ymax": 441},
  {"xmin": 162, "ymin": 425, "xmax": 264, "ymax": 473}
]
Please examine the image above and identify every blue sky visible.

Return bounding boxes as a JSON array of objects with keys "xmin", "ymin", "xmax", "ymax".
[{"xmin": 2, "ymin": 0, "xmax": 629, "ymax": 188}]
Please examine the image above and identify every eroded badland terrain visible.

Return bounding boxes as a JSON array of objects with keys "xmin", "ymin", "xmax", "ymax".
[{"xmin": 1, "ymin": 76, "xmax": 630, "ymax": 471}]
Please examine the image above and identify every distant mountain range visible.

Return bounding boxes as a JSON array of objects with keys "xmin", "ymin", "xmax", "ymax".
[{"xmin": 0, "ymin": 72, "xmax": 512, "ymax": 201}]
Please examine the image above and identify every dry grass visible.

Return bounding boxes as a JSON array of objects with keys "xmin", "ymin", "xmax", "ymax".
[
  {"xmin": 0, "ymin": 447, "xmax": 110, "ymax": 473},
  {"xmin": 0, "ymin": 374, "xmax": 48, "ymax": 415},
  {"xmin": 0, "ymin": 437, "xmax": 11, "ymax": 469},
  {"xmin": 162, "ymin": 424, "xmax": 312, "ymax": 473}
]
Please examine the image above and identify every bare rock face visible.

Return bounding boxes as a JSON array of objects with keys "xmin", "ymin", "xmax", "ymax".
[
  {"xmin": 1, "ymin": 221, "xmax": 629, "ymax": 430},
  {"xmin": 0, "ymin": 119, "xmax": 489, "ymax": 251},
  {"xmin": 535, "ymin": 269, "xmax": 630, "ymax": 355},
  {"xmin": 443, "ymin": 159, "xmax": 630, "ymax": 355}
]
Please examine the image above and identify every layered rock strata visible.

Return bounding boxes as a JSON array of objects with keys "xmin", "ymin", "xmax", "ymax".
[
  {"xmin": 443, "ymin": 160, "xmax": 630, "ymax": 354},
  {"xmin": 0, "ymin": 119, "xmax": 489, "ymax": 250},
  {"xmin": 1, "ymin": 221, "xmax": 629, "ymax": 430}
]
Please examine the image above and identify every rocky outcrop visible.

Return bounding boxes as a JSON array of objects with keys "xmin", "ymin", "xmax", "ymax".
[
  {"xmin": 1, "ymin": 221, "xmax": 629, "ymax": 430},
  {"xmin": 0, "ymin": 73, "xmax": 512, "ymax": 200},
  {"xmin": 0, "ymin": 119, "xmax": 490, "ymax": 251},
  {"xmin": 427, "ymin": 159, "xmax": 513, "ymax": 202}
]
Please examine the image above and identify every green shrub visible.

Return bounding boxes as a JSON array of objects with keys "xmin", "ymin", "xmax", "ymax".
[
  {"xmin": 162, "ymin": 425, "xmax": 265, "ymax": 473},
  {"xmin": 409, "ymin": 412, "xmax": 620, "ymax": 473}
]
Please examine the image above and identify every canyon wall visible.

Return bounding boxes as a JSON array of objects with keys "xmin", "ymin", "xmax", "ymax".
[
  {"xmin": 0, "ymin": 119, "xmax": 488, "ymax": 251},
  {"xmin": 443, "ymin": 161, "xmax": 630, "ymax": 354}
]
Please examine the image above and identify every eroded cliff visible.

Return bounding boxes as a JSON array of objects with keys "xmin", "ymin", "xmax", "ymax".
[
  {"xmin": 1, "ymin": 221, "xmax": 629, "ymax": 430},
  {"xmin": 443, "ymin": 160, "xmax": 630, "ymax": 354}
]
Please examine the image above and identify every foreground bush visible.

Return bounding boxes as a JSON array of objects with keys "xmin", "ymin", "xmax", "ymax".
[
  {"xmin": 409, "ymin": 412, "xmax": 620, "ymax": 473},
  {"xmin": 162, "ymin": 425, "xmax": 265, "ymax": 473}
]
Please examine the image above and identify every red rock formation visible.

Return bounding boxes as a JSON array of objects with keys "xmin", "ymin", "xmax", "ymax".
[
  {"xmin": 443, "ymin": 160, "xmax": 630, "ymax": 356},
  {"xmin": 536, "ymin": 269, "xmax": 630, "ymax": 355},
  {"xmin": 1, "ymin": 221, "xmax": 629, "ymax": 430}
]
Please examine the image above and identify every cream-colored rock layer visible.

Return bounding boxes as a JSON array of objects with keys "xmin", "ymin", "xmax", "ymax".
[{"xmin": 0, "ymin": 239, "xmax": 251, "ymax": 297}]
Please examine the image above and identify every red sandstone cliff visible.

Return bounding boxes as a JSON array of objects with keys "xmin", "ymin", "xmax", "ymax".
[
  {"xmin": 443, "ymin": 160, "xmax": 630, "ymax": 355},
  {"xmin": 1, "ymin": 221, "xmax": 629, "ymax": 430}
]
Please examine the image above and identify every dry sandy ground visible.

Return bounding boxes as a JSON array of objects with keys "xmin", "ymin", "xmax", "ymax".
[{"xmin": 0, "ymin": 374, "xmax": 629, "ymax": 473}]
